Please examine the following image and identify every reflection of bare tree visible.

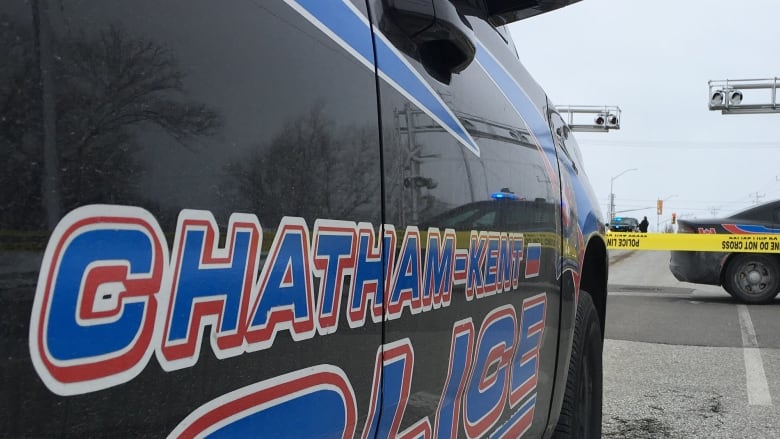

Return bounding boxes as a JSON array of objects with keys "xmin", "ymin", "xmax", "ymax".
[
  {"xmin": 0, "ymin": 13, "xmax": 221, "ymax": 230},
  {"xmin": 224, "ymin": 104, "xmax": 379, "ymax": 226},
  {"xmin": 61, "ymin": 26, "xmax": 219, "ymax": 149}
]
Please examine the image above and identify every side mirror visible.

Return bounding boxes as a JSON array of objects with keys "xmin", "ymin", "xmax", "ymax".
[{"xmin": 381, "ymin": 0, "xmax": 476, "ymax": 84}]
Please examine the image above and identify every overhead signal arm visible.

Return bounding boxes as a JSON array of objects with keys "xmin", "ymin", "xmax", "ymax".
[
  {"xmin": 556, "ymin": 105, "xmax": 621, "ymax": 132},
  {"xmin": 709, "ymin": 78, "xmax": 780, "ymax": 114}
]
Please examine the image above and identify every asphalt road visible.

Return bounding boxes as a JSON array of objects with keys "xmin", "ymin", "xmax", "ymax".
[{"xmin": 602, "ymin": 250, "xmax": 780, "ymax": 438}]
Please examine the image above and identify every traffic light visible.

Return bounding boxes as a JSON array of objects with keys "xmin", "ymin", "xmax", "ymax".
[{"xmin": 671, "ymin": 213, "xmax": 677, "ymax": 224}]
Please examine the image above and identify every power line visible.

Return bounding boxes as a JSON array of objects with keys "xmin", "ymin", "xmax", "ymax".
[
  {"xmin": 578, "ymin": 139, "xmax": 780, "ymax": 149},
  {"xmin": 601, "ymin": 197, "xmax": 749, "ymax": 204},
  {"xmin": 749, "ymin": 192, "xmax": 766, "ymax": 205},
  {"xmin": 597, "ymin": 198, "xmax": 752, "ymax": 207}
]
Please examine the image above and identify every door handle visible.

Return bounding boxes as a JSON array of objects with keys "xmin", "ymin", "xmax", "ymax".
[{"xmin": 382, "ymin": 0, "xmax": 476, "ymax": 84}]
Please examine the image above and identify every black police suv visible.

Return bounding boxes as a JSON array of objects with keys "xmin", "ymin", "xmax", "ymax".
[
  {"xmin": 0, "ymin": 1, "xmax": 608, "ymax": 437},
  {"xmin": 670, "ymin": 200, "xmax": 780, "ymax": 304}
]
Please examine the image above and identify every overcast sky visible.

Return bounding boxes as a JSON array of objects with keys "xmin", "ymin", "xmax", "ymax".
[{"xmin": 508, "ymin": 0, "xmax": 780, "ymax": 230}]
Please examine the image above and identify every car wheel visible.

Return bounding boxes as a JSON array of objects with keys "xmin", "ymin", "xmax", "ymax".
[
  {"xmin": 723, "ymin": 254, "xmax": 780, "ymax": 304},
  {"xmin": 553, "ymin": 290, "xmax": 603, "ymax": 438}
]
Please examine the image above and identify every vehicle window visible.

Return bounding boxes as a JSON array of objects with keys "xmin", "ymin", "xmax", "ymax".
[
  {"xmin": 378, "ymin": 17, "xmax": 560, "ymax": 230},
  {"xmin": 728, "ymin": 203, "xmax": 773, "ymax": 220}
]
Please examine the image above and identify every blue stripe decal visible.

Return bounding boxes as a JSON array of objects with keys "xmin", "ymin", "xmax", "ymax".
[
  {"xmin": 292, "ymin": 0, "xmax": 375, "ymax": 64},
  {"xmin": 489, "ymin": 394, "xmax": 536, "ymax": 438},
  {"xmin": 473, "ymin": 42, "xmax": 558, "ymax": 168},
  {"xmin": 476, "ymin": 43, "xmax": 601, "ymax": 232},
  {"xmin": 473, "ymin": 42, "xmax": 551, "ymax": 147},
  {"xmin": 373, "ymin": 36, "xmax": 479, "ymax": 156},
  {"xmin": 572, "ymin": 176, "xmax": 595, "ymax": 231},
  {"xmin": 734, "ymin": 224, "xmax": 780, "ymax": 234},
  {"xmin": 288, "ymin": 0, "xmax": 480, "ymax": 157}
]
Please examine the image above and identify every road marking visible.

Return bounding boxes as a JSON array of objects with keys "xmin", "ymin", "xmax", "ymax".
[
  {"xmin": 608, "ymin": 290, "xmax": 726, "ymax": 300},
  {"xmin": 608, "ymin": 291, "xmax": 680, "ymax": 298},
  {"xmin": 737, "ymin": 305, "xmax": 772, "ymax": 406}
]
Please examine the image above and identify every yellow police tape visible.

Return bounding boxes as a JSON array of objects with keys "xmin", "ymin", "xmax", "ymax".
[
  {"xmin": 3, "ymin": 229, "xmax": 776, "ymax": 254},
  {"xmin": 606, "ymin": 232, "xmax": 780, "ymax": 253}
]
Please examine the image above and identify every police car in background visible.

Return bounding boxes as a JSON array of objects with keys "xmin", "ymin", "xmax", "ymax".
[
  {"xmin": 670, "ymin": 200, "xmax": 780, "ymax": 304},
  {"xmin": 0, "ymin": 1, "xmax": 608, "ymax": 437},
  {"xmin": 608, "ymin": 217, "xmax": 639, "ymax": 233}
]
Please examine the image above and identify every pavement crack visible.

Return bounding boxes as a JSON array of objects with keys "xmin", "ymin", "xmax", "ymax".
[{"xmin": 603, "ymin": 415, "xmax": 672, "ymax": 438}]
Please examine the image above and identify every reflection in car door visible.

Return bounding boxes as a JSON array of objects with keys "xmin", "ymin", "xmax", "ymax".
[
  {"xmin": 773, "ymin": 206, "xmax": 780, "ymax": 230},
  {"xmin": 0, "ymin": 0, "xmax": 383, "ymax": 436},
  {"xmin": 370, "ymin": 3, "xmax": 563, "ymax": 437}
]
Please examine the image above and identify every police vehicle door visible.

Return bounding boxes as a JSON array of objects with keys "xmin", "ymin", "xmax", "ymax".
[
  {"xmin": 368, "ymin": 2, "xmax": 564, "ymax": 437},
  {"xmin": 1, "ymin": 1, "xmax": 384, "ymax": 437}
]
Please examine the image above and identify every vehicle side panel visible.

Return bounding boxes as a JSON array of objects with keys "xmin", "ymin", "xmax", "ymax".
[
  {"xmin": 670, "ymin": 209, "xmax": 780, "ymax": 286},
  {"xmin": 0, "ymin": 0, "xmax": 608, "ymax": 437},
  {"xmin": 0, "ymin": 1, "xmax": 384, "ymax": 436},
  {"xmin": 370, "ymin": 4, "xmax": 565, "ymax": 436},
  {"xmin": 547, "ymin": 108, "xmax": 607, "ymax": 435}
]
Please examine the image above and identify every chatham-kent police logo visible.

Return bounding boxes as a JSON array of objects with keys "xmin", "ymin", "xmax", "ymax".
[
  {"xmin": 26, "ymin": 0, "xmax": 568, "ymax": 434},
  {"xmin": 30, "ymin": 204, "xmax": 548, "ymax": 437}
]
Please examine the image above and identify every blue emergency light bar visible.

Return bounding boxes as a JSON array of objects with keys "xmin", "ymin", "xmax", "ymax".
[{"xmin": 491, "ymin": 191, "xmax": 519, "ymax": 201}]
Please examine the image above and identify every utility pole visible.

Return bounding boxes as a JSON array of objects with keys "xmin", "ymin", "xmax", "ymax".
[
  {"xmin": 750, "ymin": 192, "xmax": 765, "ymax": 205},
  {"xmin": 609, "ymin": 168, "xmax": 638, "ymax": 222},
  {"xmin": 609, "ymin": 193, "xmax": 615, "ymax": 223},
  {"xmin": 656, "ymin": 195, "xmax": 677, "ymax": 232}
]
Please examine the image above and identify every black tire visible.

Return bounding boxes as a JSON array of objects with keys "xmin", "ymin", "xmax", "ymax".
[
  {"xmin": 723, "ymin": 254, "xmax": 780, "ymax": 304},
  {"xmin": 553, "ymin": 290, "xmax": 603, "ymax": 438}
]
